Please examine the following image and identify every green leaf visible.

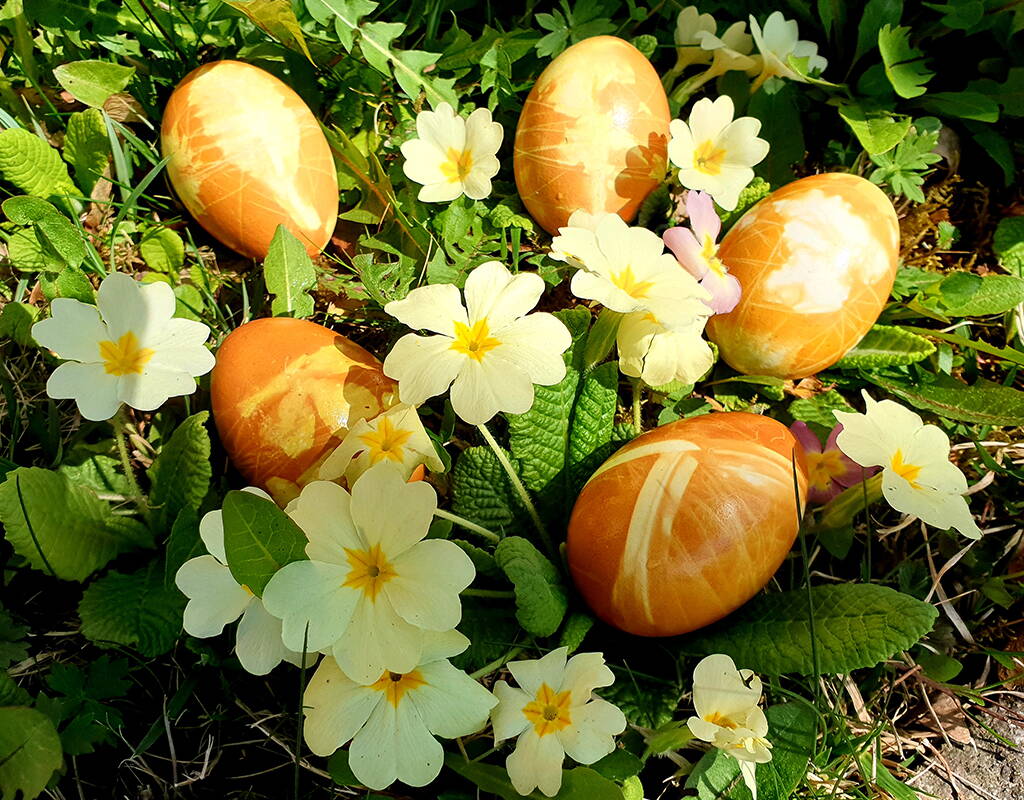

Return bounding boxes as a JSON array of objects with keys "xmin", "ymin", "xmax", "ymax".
[
  {"xmin": 854, "ymin": 0, "xmax": 903, "ymax": 65},
  {"xmin": 597, "ymin": 672, "xmax": 679, "ymax": 729},
  {"xmin": 838, "ymin": 104, "xmax": 912, "ymax": 155},
  {"xmin": 451, "ymin": 601, "xmax": 522, "ymax": 673},
  {"xmin": 0, "ymin": 707, "xmax": 63, "ymax": 800},
  {"xmin": 939, "ymin": 272, "xmax": 1024, "ymax": 316},
  {"xmin": 918, "ymin": 91, "xmax": 999, "ymax": 122},
  {"xmin": 749, "ymin": 82, "xmax": 804, "ymax": 186},
  {"xmin": 686, "ymin": 749, "xmax": 751, "ymax": 800},
  {"xmin": 681, "ymin": 584, "xmax": 938, "ymax": 675},
  {"xmin": 3, "ymin": 197, "xmax": 85, "ymax": 268},
  {"xmin": 0, "ymin": 673, "xmax": 30, "ymax": 707},
  {"xmin": 878, "ymin": 25, "xmax": 933, "ymax": 98},
  {"xmin": 52, "ymin": 60, "xmax": 135, "ymax": 108},
  {"xmin": 756, "ymin": 703, "xmax": 818, "ymax": 799},
  {"xmin": 64, "ymin": 108, "xmax": 110, "ymax": 194},
  {"xmin": 327, "ymin": 750, "xmax": 362, "ymax": 786},
  {"xmin": 0, "ymin": 606, "xmax": 28, "ymax": 669},
  {"xmin": 38, "ymin": 265, "xmax": 94, "ymax": 303},
  {"xmin": 139, "ymin": 227, "xmax": 184, "ymax": 274},
  {"xmin": 834, "ymin": 325, "xmax": 935, "ymax": 368},
  {"xmin": 164, "ymin": 506, "xmax": 203, "ymax": 589},
  {"xmin": 968, "ymin": 67, "xmax": 1024, "ymax": 117},
  {"xmin": 305, "ymin": 0, "xmax": 376, "ymax": 48},
  {"xmin": 591, "ymin": 749, "xmax": 643, "ymax": 781},
  {"xmin": 0, "ymin": 467, "xmax": 150, "ymax": 582},
  {"xmin": 0, "ymin": 302, "xmax": 39, "ymax": 347},
  {"xmin": 993, "ymin": 217, "xmax": 1024, "ymax": 276},
  {"xmin": 450, "ymin": 446, "xmax": 528, "ymax": 535},
  {"xmin": 264, "ymin": 225, "xmax": 317, "ymax": 318},
  {"xmin": 147, "ymin": 412, "xmax": 211, "ymax": 533},
  {"xmin": 788, "ymin": 391, "xmax": 854, "ymax": 431},
  {"xmin": 567, "ymin": 361, "xmax": 619, "ymax": 492},
  {"xmin": 222, "ymin": 490, "xmax": 308, "ymax": 596},
  {"xmin": 78, "ymin": 562, "xmax": 185, "ymax": 657},
  {"xmin": 493, "ymin": 536, "xmax": 567, "ymax": 637},
  {"xmin": 445, "ymin": 756, "xmax": 624, "ymax": 800},
  {"xmin": 58, "ymin": 451, "xmax": 131, "ymax": 495},
  {"xmin": 0, "ymin": 128, "xmax": 78, "ymax": 206},
  {"xmin": 867, "ymin": 374, "xmax": 1024, "ymax": 426},
  {"xmin": 558, "ymin": 612, "xmax": 594, "ymax": 655},
  {"xmin": 224, "ymin": 0, "xmax": 315, "ymax": 62}
]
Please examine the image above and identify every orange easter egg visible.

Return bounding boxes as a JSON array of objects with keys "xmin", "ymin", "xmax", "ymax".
[
  {"xmin": 211, "ymin": 318, "xmax": 396, "ymax": 504},
  {"xmin": 566, "ymin": 412, "xmax": 807, "ymax": 637},
  {"xmin": 706, "ymin": 173, "xmax": 900, "ymax": 379},
  {"xmin": 513, "ymin": 36, "xmax": 670, "ymax": 235},
  {"xmin": 161, "ymin": 60, "xmax": 339, "ymax": 260}
]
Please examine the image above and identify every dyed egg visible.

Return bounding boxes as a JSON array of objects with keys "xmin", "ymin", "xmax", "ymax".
[
  {"xmin": 514, "ymin": 36, "xmax": 670, "ymax": 235},
  {"xmin": 161, "ymin": 61, "xmax": 338, "ymax": 260},
  {"xmin": 566, "ymin": 412, "xmax": 808, "ymax": 637},
  {"xmin": 211, "ymin": 318, "xmax": 396, "ymax": 504},
  {"xmin": 706, "ymin": 173, "xmax": 900, "ymax": 379}
]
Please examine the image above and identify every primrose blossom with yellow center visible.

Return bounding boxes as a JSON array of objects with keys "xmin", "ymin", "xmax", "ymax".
[
  {"xmin": 400, "ymin": 102, "xmax": 503, "ymax": 203},
  {"xmin": 672, "ymin": 6, "xmax": 717, "ymax": 71},
  {"xmin": 319, "ymin": 403, "xmax": 444, "ymax": 486},
  {"xmin": 303, "ymin": 629, "xmax": 496, "ymax": 790},
  {"xmin": 261, "ymin": 462, "xmax": 476, "ymax": 683},
  {"xmin": 174, "ymin": 487, "xmax": 312, "ymax": 675},
  {"xmin": 749, "ymin": 12, "xmax": 828, "ymax": 92},
  {"xmin": 687, "ymin": 654, "xmax": 773, "ymax": 799},
  {"xmin": 382, "ymin": 261, "xmax": 571, "ymax": 426},
  {"xmin": 30, "ymin": 272, "xmax": 214, "ymax": 421},
  {"xmin": 668, "ymin": 95, "xmax": 769, "ymax": 211},
  {"xmin": 789, "ymin": 421, "xmax": 871, "ymax": 504},
  {"xmin": 833, "ymin": 391, "xmax": 982, "ymax": 539},
  {"xmin": 663, "ymin": 190, "xmax": 742, "ymax": 314},
  {"xmin": 490, "ymin": 647, "xmax": 626, "ymax": 797}
]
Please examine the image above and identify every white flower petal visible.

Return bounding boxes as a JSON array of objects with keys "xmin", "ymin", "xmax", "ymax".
[
  {"xmin": 351, "ymin": 698, "xmax": 443, "ymax": 789},
  {"xmin": 98, "ymin": 272, "xmax": 175, "ymax": 344},
  {"xmin": 558, "ymin": 698, "xmax": 625, "ymax": 764},
  {"xmin": 416, "ymin": 102, "xmax": 466, "ymax": 153},
  {"xmin": 465, "ymin": 108, "xmax": 503, "ymax": 158},
  {"xmin": 449, "ymin": 356, "xmax": 534, "ymax": 424},
  {"xmin": 559, "ymin": 651, "xmax": 616, "ymax": 698},
  {"xmin": 386, "ymin": 539, "xmax": 474, "ymax": 631},
  {"xmin": 176, "ymin": 556, "xmax": 250, "ymax": 637},
  {"xmin": 199, "ymin": 487, "xmax": 270, "ymax": 564},
  {"xmin": 401, "ymin": 138, "xmax": 450, "ymax": 186},
  {"xmin": 385, "ymin": 283, "xmax": 468, "ymax": 336},
  {"xmin": 117, "ymin": 366, "xmax": 197, "ymax": 411},
  {"xmin": 491, "ymin": 314, "xmax": 571, "ymax": 387},
  {"xmin": 46, "ymin": 361, "xmax": 121, "ymax": 421},
  {"xmin": 412, "ymin": 658, "xmax": 496, "ymax": 738},
  {"xmin": 236, "ymin": 599, "xmax": 297, "ymax": 675},
  {"xmin": 418, "ymin": 180, "xmax": 466, "ymax": 203},
  {"xmin": 464, "ymin": 262, "xmax": 542, "ymax": 330},
  {"xmin": 507, "ymin": 729, "xmax": 565, "ymax": 797},
  {"xmin": 383, "ymin": 333, "xmax": 465, "ymax": 407},
  {"xmin": 31, "ymin": 298, "xmax": 108, "ymax": 362},
  {"xmin": 334, "ymin": 593, "xmax": 424, "ymax": 684},
  {"xmin": 261, "ymin": 560, "xmax": 357, "ymax": 653},
  {"xmin": 688, "ymin": 96, "xmax": 735, "ymax": 145},
  {"xmin": 740, "ymin": 759, "xmax": 759, "ymax": 800},
  {"xmin": 350, "ymin": 463, "xmax": 436, "ymax": 557},
  {"xmin": 288, "ymin": 480, "xmax": 362, "ymax": 563},
  {"xmin": 719, "ymin": 118, "xmax": 769, "ymax": 166},
  {"xmin": 882, "ymin": 470, "xmax": 981, "ymax": 539},
  {"xmin": 691, "ymin": 654, "xmax": 763, "ymax": 721},
  {"xmin": 461, "ymin": 171, "xmax": 493, "ymax": 200},
  {"xmin": 834, "ymin": 395, "xmax": 922, "ymax": 468},
  {"xmin": 508, "ymin": 648, "xmax": 569, "ymax": 697},
  {"xmin": 491, "ymin": 680, "xmax": 533, "ymax": 742},
  {"xmin": 303, "ymin": 657, "xmax": 381, "ymax": 757}
]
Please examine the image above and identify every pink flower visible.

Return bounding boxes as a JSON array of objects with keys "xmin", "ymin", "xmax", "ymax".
[
  {"xmin": 663, "ymin": 190, "xmax": 743, "ymax": 314},
  {"xmin": 790, "ymin": 421, "xmax": 875, "ymax": 504}
]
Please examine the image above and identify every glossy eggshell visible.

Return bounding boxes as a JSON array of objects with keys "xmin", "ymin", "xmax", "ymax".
[
  {"xmin": 161, "ymin": 60, "xmax": 339, "ymax": 260},
  {"xmin": 514, "ymin": 36, "xmax": 670, "ymax": 235},
  {"xmin": 705, "ymin": 173, "xmax": 900, "ymax": 379},
  {"xmin": 211, "ymin": 318, "xmax": 396, "ymax": 504},
  {"xmin": 566, "ymin": 412, "xmax": 808, "ymax": 637}
]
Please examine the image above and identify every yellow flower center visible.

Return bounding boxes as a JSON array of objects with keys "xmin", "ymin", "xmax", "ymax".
[
  {"xmin": 693, "ymin": 139, "xmax": 728, "ymax": 176},
  {"xmin": 700, "ymin": 233, "xmax": 727, "ymax": 278},
  {"xmin": 704, "ymin": 711, "xmax": 738, "ymax": 730},
  {"xmin": 440, "ymin": 147, "xmax": 474, "ymax": 183},
  {"xmin": 890, "ymin": 449, "xmax": 923, "ymax": 489},
  {"xmin": 610, "ymin": 266, "xmax": 655, "ymax": 299},
  {"xmin": 522, "ymin": 683, "xmax": 573, "ymax": 737},
  {"xmin": 98, "ymin": 331, "xmax": 155, "ymax": 376},
  {"xmin": 450, "ymin": 319, "xmax": 502, "ymax": 362},
  {"xmin": 359, "ymin": 416, "xmax": 414, "ymax": 465},
  {"xmin": 370, "ymin": 669, "xmax": 426, "ymax": 707},
  {"xmin": 343, "ymin": 543, "xmax": 396, "ymax": 601},
  {"xmin": 806, "ymin": 449, "xmax": 847, "ymax": 492}
]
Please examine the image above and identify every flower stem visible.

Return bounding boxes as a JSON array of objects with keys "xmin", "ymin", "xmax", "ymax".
[
  {"xmin": 582, "ymin": 309, "xmax": 622, "ymax": 372},
  {"xmin": 433, "ymin": 508, "xmax": 501, "ymax": 545},
  {"xmin": 631, "ymin": 379, "xmax": 644, "ymax": 435},
  {"xmin": 469, "ymin": 646, "xmax": 525, "ymax": 681},
  {"xmin": 111, "ymin": 410, "xmax": 143, "ymax": 504},
  {"xmin": 476, "ymin": 423, "xmax": 556, "ymax": 562}
]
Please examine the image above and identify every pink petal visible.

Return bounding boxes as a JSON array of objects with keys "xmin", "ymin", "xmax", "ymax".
[
  {"xmin": 808, "ymin": 482, "xmax": 843, "ymax": 505},
  {"xmin": 701, "ymin": 271, "xmax": 742, "ymax": 314},
  {"xmin": 685, "ymin": 190, "xmax": 721, "ymax": 243},
  {"xmin": 790, "ymin": 421, "xmax": 823, "ymax": 455},
  {"xmin": 663, "ymin": 226, "xmax": 708, "ymax": 279}
]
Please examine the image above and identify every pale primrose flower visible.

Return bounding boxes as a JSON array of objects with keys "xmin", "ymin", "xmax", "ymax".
[
  {"xmin": 833, "ymin": 392, "xmax": 981, "ymax": 539},
  {"xmin": 617, "ymin": 310, "xmax": 714, "ymax": 387},
  {"xmin": 749, "ymin": 11, "xmax": 828, "ymax": 92},
  {"xmin": 687, "ymin": 654, "xmax": 772, "ymax": 800},
  {"xmin": 693, "ymin": 21, "xmax": 760, "ymax": 84},
  {"xmin": 30, "ymin": 272, "xmax": 214, "ymax": 421},
  {"xmin": 383, "ymin": 261, "xmax": 571, "ymax": 426},
  {"xmin": 790, "ymin": 421, "xmax": 873, "ymax": 505},
  {"xmin": 319, "ymin": 403, "xmax": 444, "ymax": 485},
  {"xmin": 550, "ymin": 211, "xmax": 712, "ymax": 325},
  {"xmin": 491, "ymin": 648, "xmax": 626, "ymax": 798},
  {"xmin": 400, "ymin": 102, "xmax": 503, "ymax": 203},
  {"xmin": 261, "ymin": 463, "xmax": 475, "ymax": 684},
  {"xmin": 668, "ymin": 96, "xmax": 769, "ymax": 212},
  {"xmin": 663, "ymin": 190, "xmax": 742, "ymax": 314},
  {"xmin": 303, "ymin": 629, "xmax": 496, "ymax": 790},
  {"xmin": 174, "ymin": 488, "xmax": 311, "ymax": 675},
  {"xmin": 673, "ymin": 6, "xmax": 717, "ymax": 70}
]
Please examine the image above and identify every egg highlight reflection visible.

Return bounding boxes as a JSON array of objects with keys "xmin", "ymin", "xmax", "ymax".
[
  {"xmin": 210, "ymin": 318, "xmax": 396, "ymax": 505},
  {"xmin": 161, "ymin": 60, "xmax": 339, "ymax": 259},
  {"xmin": 706, "ymin": 173, "xmax": 900, "ymax": 379},
  {"xmin": 513, "ymin": 36, "xmax": 670, "ymax": 235},
  {"xmin": 567, "ymin": 412, "xmax": 808, "ymax": 637}
]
